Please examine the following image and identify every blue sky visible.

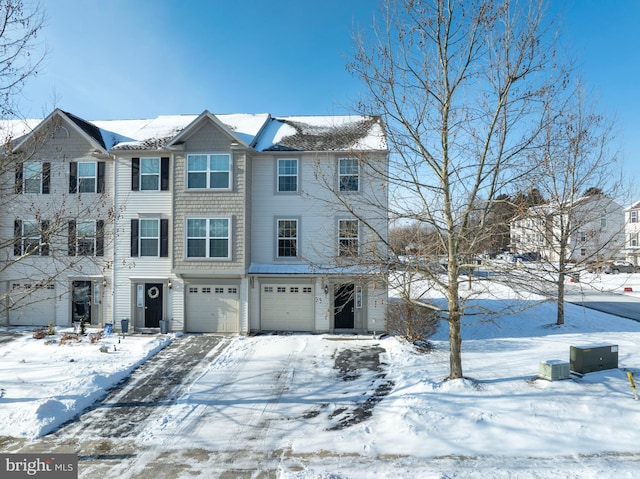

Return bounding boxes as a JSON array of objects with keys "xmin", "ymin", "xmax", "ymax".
[{"xmin": 16, "ymin": 0, "xmax": 640, "ymax": 177}]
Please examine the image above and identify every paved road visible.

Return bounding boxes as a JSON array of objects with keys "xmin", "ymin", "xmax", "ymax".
[{"xmin": 565, "ymin": 288, "xmax": 640, "ymax": 322}]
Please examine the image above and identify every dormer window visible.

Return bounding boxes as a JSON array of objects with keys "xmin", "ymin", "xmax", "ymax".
[{"xmin": 186, "ymin": 153, "xmax": 231, "ymax": 190}]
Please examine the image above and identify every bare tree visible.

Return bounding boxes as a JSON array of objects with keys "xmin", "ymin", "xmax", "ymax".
[
  {"xmin": 347, "ymin": 0, "xmax": 566, "ymax": 378},
  {"xmin": 510, "ymin": 83, "xmax": 626, "ymax": 325}
]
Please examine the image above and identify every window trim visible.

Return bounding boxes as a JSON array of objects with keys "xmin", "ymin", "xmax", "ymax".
[
  {"xmin": 276, "ymin": 158, "xmax": 299, "ymax": 193},
  {"xmin": 275, "ymin": 217, "xmax": 300, "ymax": 259},
  {"xmin": 186, "ymin": 153, "xmax": 232, "ymax": 191},
  {"xmin": 185, "ymin": 216, "xmax": 232, "ymax": 260},
  {"xmin": 338, "ymin": 158, "xmax": 360, "ymax": 192},
  {"xmin": 338, "ymin": 218, "xmax": 359, "ymax": 257},
  {"xmin": 68, "ymin": 219, "xmax": 104, "ymax": 257}
]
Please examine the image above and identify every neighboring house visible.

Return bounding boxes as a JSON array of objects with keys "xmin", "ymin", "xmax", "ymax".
[
  {"xmin": 509, "ymin": 195, "xmax": 624, "ymax": 263},
  {"xmin": 0, "ymin": 110, "xmax": 127, "ymax": 327},
  {"xmin": 623, "ymin": 201, "xmax": 640, "ymax": 266},
  {"xmin": 0, "ymin": 109, "xmax": 389, "ymax": 335}
]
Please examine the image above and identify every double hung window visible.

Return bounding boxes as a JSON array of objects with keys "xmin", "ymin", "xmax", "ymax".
[
  {"xmin": 186, "ymin": 154, "xmax": 231, "ymax": 189},
  {"xmin": 68, "ymin": 220, "xmax": 104, "ymax": 256},
  {"xmin": 277, "ymin": 219, "xmax": 298, "ymax": 257},
  {"xmin": 339, "ymin": 158, "xmax": 359, "ymax": 192},
  {"xmin": 186, "ymin": 218, "xmax": 230, "ymax": 258},
  {"xmin": 338, "ymin": 219, "xmax": 359, "ymax": 256},
  {"xmin": 14, "ymin": 220, "xmax": 49, "ymax": 256},
  {"xmin": 15, "ymin": 162, "xmax": 50, "ymax": 194},
  {"xmin": 130, "ymin": 218, "xmax": 169, "ymax": 257},
  {"xmin": 277, "ymin": 159, "xmax": 298, "ymax": 192}
]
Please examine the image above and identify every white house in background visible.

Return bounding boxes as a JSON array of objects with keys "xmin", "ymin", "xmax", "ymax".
[
  {"xmin": 623, "ymin": 201, "xmax": 640, "ymax": 266},
  {"xmin": 1, "ymin": 109, "xmax": 389, "ymax": 335},
  {"xmin": 510, "ymin": 195, "xmax": 624, "ymax": 263}
]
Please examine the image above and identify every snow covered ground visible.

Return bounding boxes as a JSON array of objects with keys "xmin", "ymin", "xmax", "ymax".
[{"xmin": 2, "ymin": 271, "xmax": 640, "ymax": 478}]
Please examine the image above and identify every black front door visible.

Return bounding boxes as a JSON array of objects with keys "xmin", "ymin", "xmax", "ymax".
[
  {"xmin": 144, "ymin": 283, "xmax": 163, "ymax": 328},
  {"xmin": 334, "ymin": 284, "xmax": 355, "ymax": 329},
  {"xmin": 72, "ymin": 280, "xmax": 92, "ymax": 324}
]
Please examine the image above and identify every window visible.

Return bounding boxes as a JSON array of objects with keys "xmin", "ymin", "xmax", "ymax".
[
  {"xmin": 339, "ymin": 158, "xmax": 359, "ymax": 192},
  {"xmin": 132, "ymin": 157, "xmax": 169, "ymax": 191},
  {"xmin": 69, "ymin": 161, "xmax": 104, "ymax": 194},
  {"xmin": 14, "ymin": 220, "xmax": 49, "ymax": 256},
  {"xmin": 68, "ymin": 220, "xmax": 104, "ymax": 256},
  {"xmin": 339, "ymin": 219, "xmax": 359, "ymax": 256},
  {"xmin": 15, "ymin": 162, "xmax": 50, "ymax": 194},
  {"xmin": 630, "ymin": 233, "xmax": 638, "ymax": 247},
  {"xmin": 579, "ymin": 231, "xmax": 586, "ymax": 242},
  {"xmin": 277, "ymin": 219, "xmax": 298, "ymax": 257},
  {"xmin": 186, "ymin": 218, "xmax": 230, "ymax": 258},
  {"xmin": 631, "ymin": 211, "xmax": 638, "ymax": 223},
  {"xmin": 580, "ymin": 248, "xmax": 587, "ymax": 257},
  {"xmin": 186, "ymin": 154, "xmax": 231, "ymax": 189},
  {"xmin": 130, "ymin": 218, "xmax": 168, "ymax": 257},
  {"xmin": 277, "ymin": 159, "xmax": 298, "ymax": 192},
  {"xmin": 600, "ymin": 214, "xmax": 607, "ymax": 228}
]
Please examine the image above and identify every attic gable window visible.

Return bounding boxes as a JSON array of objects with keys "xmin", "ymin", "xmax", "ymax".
[{"xmin": 186, "ymin": 154, "xmax": 231, "ymax": 190}]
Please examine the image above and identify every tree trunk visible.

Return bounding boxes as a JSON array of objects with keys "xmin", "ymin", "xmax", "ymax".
[
  {"xmin": 447, "ymin": 279, "xmax": 463, "ymax": 379},
  {"xmin": 557, "ymin": 263, "xmax": 566, "ymax": 325}
]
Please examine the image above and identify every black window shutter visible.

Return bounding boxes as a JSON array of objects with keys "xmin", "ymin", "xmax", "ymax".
[
  {"xmin": 14, "ymin": 220, "xmax": 22, "ymax": 256},
  {"xmin": 68, "ymin": 220, "xmax": 76, "ymax": 256},
  {"xmin": 69, "ymin": 162, "xmax": 77, "ymax": 193},
  {"xmin": 160, "ymin": 218, "xmax": 169, "ymax": 257},
  {"xmin": 97, "ymin": 161, "xmax": 105, "ymax": 193},
  {"xmin": 96, "ymin": 220, "xmax": 104, "ymax": 256},
  {"xmin": 14, "ymin": 163, "xmax": 23, "ymax": 194},
  {"xmin": 131, "ymin": 219, "xmax": 139, "ymax": 257},
  {"xmin": 40, "ymin": 220, "xmax": 50, "ymax": 256},
  {"xmin": 161, "ymin": 157, "xmax": 169, "ymax": 191},
  {"xmin": 42, "ymin": 163, "xmax": 51, "ymax": 194},
  {"xmin": 132, "ymin": 158, "xmax": 140, "ymax": 191}
]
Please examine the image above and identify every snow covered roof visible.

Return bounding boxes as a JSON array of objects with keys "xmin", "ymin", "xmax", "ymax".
[{"xmin": 0, "ymin": 111, "xmax": 387, "ymax": 154}]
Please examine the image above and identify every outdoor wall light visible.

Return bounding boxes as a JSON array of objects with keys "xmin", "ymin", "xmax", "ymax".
[
  {"xmin": 323, "ymin": 284, "xmax": 329, "ymax": 295},
  {"xmin": 168, "ymin": 280, "xmax": 173, "ymax": 289}
]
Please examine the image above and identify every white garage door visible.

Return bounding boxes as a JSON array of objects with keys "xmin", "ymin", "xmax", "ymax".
[
  {"xmin": 261, "ymin": 283, "xmax": 314, "ymax": 331},
  {"xmin": 9, "ymin": 282, "xmax": 56, "ymax": 326},
  {"xmin": 186, "ymin": 285, "xmax": 239, "ymax": 333}
]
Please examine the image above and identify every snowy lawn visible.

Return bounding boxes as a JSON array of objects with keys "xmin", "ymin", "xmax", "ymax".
[{"xmin": 2, "ymin": 272, "xmax": 640, "ymax": 477}]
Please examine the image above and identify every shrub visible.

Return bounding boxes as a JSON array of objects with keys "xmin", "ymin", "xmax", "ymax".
[{"xmin": 387, "ymin": 299, "xmax": 440, "ymax": 344}]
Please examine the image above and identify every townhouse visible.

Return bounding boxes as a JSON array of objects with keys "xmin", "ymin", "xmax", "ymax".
[
  {"xmin": 623, "ymin": 201, "xmax": 640, "ymax": 266},
  {"xmin": 0, "ymin": 109, "xmax": 389, "ymax": 334},
  {"xmin": 509, "ymin": 194, "xmax": 624, "ymax": 263}
]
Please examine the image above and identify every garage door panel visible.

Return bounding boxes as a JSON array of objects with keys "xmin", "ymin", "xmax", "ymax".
[
  {"xmin": 261, "ymin": 284, "xmax": 314, "ymax": 331},
  {"xmin": 9, "ymin": 282, "xmax": 56, "ymax": 326},
  {"xmin": 186, "ymin": 285, "xmax": 239, "ymax": 333}
]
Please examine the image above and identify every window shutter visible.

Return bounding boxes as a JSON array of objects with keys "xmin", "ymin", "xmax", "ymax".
[
  {"xmin": 161, "ymin": 157, "xmax": 169, "ymax": 191},
  {"xmin": 68, "ymin": 220, "xmax": 76, "ymax": 256},
  {"xmin": 14, "ymin": 163, "xmax": 23, "ymax": 194},
  {"xmin": 131, "ymin": 219, "xmax": 139, "ymax": 257},
  {"xmin": 14, "ymin": 220, "xmax": 22, "ymax": 256},
  {"xmin": 69, "ymin": 162, "xmax": 77, "ymax": 193},
  {"xmin": 40, "ymin": 220, "xmax": 50, "ymax": 256},
  {"xmin": 97, "ymin": 161, "xmax": 105, "ymax": 193},
  {"xmin": 160, "ymin": 218, "xmax": 169, "ymax": 257},
  {"xmin": 42, "ymin": 163, "xmax": 51, "ymax": 194},
  {"xmin": 96, "ymin": 220, "xmax": 104, "ymax": 256},
  {"xmin": 131, "ymin": 158, "xmax": 140, "ymax": 191}
]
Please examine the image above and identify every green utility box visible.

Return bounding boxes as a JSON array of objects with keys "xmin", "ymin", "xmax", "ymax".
[{"xmin": 570, "ymin": 344, "xmax": 618, "ymax": 375}]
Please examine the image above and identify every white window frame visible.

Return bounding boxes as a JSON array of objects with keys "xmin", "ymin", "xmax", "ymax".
[
  {"xmin": 277, "ymin": 159, "xmax": 298, "ymax": 193},
  {"xmin": 338, "ymin": 219, "xmax": 359, "ymax": 256},
  {"xmin": 631, "ymin": 211, "xmax": 638, "ymax": 223},
  {"xmin": 140, "ymin": 157, "xmax": 161, "ymax": 191},
  {"xmin": 630, "ymin": 232, "xmax": 638, "ymax": 247},
  {"xmin": 186, "ymin": 153, "xmax": 232, "ymax": 190},
  {"xmin": 139, "ymin": 218, "xmax": 160, "ymax": 256},
  {"xmin": 339, "ymin": 158, "xmax": 360, "ymax": 192},
  {"xmin": 185, "ymin": 217, "xmax": 231, "ymax": 259},
  {"xmin": 23, "ymin": 162, "xmax": 43, "ymax": 193},
  {"xmin": 76, "ymin": 220, "xmax": 97, "ymax": 256},
  {"xmin": 78, "ymin": 162, "xmax": 97, "ymax": 193},
  {"xmin": 277, "ymin": 218, "xmax": 298, "ymax": 258},
  {"xmin": 22, "ymin": 220, "xmax": 42, "ymax": 255}
]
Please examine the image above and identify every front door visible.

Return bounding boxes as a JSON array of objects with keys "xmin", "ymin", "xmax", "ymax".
[
  {"xmin": 144, "ymin": 283, "xmax": 163, "ymax": 328},
  {"xmin": 334, "ymin": 284, "xmax": 355, "ymax": 329},
  {"xmin": 72, "ymin": 280, "xmax": 92, "ymax": 324}
]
